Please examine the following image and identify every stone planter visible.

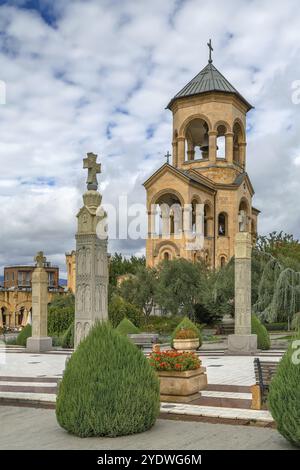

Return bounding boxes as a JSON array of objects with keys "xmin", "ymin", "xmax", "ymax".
[
  {"xmin": 173, "ymin": 338, "xmax": 199, "ymax": 351},
  {"xmin": 158, "ymin": 367, "xmax": 207, "ymax": 403}
]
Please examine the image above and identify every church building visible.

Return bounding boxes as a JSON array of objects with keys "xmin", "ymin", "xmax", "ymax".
[{"xmin": 144, "ymin": 43, "xmax": 259, "ymax": 269}]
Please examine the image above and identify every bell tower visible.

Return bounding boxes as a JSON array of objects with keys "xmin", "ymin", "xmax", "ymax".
[
  {"xmin": 143, "ymin": 42, "xmax": 259, "ymax": 269},
  {"xmin": 168, "ymin": 40, "xmax": 253, "ymax": 185}
]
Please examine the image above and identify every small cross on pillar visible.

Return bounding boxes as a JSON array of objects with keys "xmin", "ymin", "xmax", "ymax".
[
  {"xmin": 83, "ymin": 152, "xmax": 101, "ymax": 190},
  {"xmin": 35, "ymin": 251, "xmax": 46, "ymax": 268}
]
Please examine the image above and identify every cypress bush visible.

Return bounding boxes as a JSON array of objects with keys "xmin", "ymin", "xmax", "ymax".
[
  {"xmin": 60, "ymin": 321, "xmax": 74, "ymax": 348},
  {"xmin": 56, "ymin": 321, "xmax": 160, "ymax": 437},
  {"xmin": 48, "ymin": 307, "xmax": 74, "ymax": 336},
  {"xmin": 115, "ymin": 318, "xmax": 140, "ymax": 336},
  {"xmin": 268, "ymin": 333, "xmax": 300, "ymax": 447},
  {"xmin": 16, "ymin": 324, "xmax": 32, "ymax": 346},
  {"xmin": 171, "ymin": 316, "xmax": 202, "ymax": 347},
  {"xmin": 251, "ymin": 314, "xmax": 271, "ymax": 350}
]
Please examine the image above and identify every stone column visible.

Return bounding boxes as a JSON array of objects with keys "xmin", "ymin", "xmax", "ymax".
[
  {"xmin": 74, "ymin": 153, "xmax": 109, "ymax": 348},
  {"xmin": 172, "ymin": 139, "xmax": 178, "ymax": 167},
  {"xmin": 208, "ymin": 131, "xmax": 217, "ymax": 163},
  {"xmin": 227, "ymin": 232, "xmax": 257, "ymax": 354},
  {"xmin": 177, "ymin": 137, "xmax": 185, "ymax": 166},
  {"xmin": 225, "ymin": 132, "xmax": 234, "ymax": 163},
  {"xmin": 239, "ymin": 142, "xmax": 247, "ymax": 169},
  {"xmin": 26, "ymin": 252, "xmax": 52, "ymax": 353}
]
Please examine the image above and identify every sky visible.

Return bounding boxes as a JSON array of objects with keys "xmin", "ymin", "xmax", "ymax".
[{"xmin": 0, "ymin": 0, "xmax": 300, "ymax": 278}]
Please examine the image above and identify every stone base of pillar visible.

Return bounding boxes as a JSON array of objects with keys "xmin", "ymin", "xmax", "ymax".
[
  {"xmin": 226, "ymin": 334, "xmax": 257, "ymax": 355},
  {"xmin": 26, "ymin": 336, "xmax": 52, "ymax": 353}
]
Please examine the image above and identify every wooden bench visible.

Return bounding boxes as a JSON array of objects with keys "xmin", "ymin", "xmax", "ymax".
[
  {"xmin": 251, "ymin": 358, "xmax": 279, "ymax": 410},
  {"xmin": 216, "ymin": 324, "xmax": 234, "ymax": 335},
  {"xmin": 127, "ymin": 333, "xmax": 159, "ymax": 350}
]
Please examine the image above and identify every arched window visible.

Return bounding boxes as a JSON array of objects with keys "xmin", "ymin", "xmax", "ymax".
[
  {"xmin": 238, "ymin": 200, "xmax": 249, "ymax": 232},
  {"xmin": 218, "ymin": 212, "xmax": 227, "ymax": 236},
  {"xmin": 164, "ymin": 252, "xmax": 170, "ymax": 261},
  {"xmin": 233, "ymin": 122, "xmax": 244, "ymax": 165},
  {"xmin": 204, "ymin": 203, "xmax": 212, "ymax": 237},
  {"xmin": 216, "ymin": 125, "xmax": 226, "ymax": 159},
  {"xmin": 184, "ymin": 118, "xmax": 209, "ymax": 161},
  {"xmin": 220, "ymin": 256, "xmax": 226, "ymax": 267}
]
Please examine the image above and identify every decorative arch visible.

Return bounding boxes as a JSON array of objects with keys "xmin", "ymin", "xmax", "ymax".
[
  {"xmin": 232, "ymin": 118, "xmax": 246, "ymax": 140},
  {"xmin": 218, "ymin": 212, "xmax": 228, "ymax": 236},
  {"xmin": 219, "ymin": 254, "xmax": 227, "ymax": 267},
  {"xmin": 154, "ymin": 240, "xmax": 180, "ymax": 258},
  {"xmin": 213, "ymin": 120, "xmax": 231, "ymax": 133},
  {"xmin": 149, "ymin": 188, "xmax": 185, "ymax": 211},
  {"xmin": 178, "ymin": 113, "xmax": 213, "ymax": 137}
]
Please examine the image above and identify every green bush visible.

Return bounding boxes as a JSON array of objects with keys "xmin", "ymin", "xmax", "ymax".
[
  {"xmin": 171, "ymin": 316, "xmax": 202, "ymax": 347},
  {"xmin": 292, "ymin": 313, "xmax": 300, "ymax": 331},
  {"xmin": 268, "ymin": 333, "xmax": 300, "ymax": 447},
  {"xmin": 264, "ymin": 322, "xmax": 288, "ymax": 332},
  {"xmin": 56, "ymin": 321, "xmax": 160, "ymax": 437},
  {"xmin": 60, "ymin": 322, "xmax": 74, "ymax": 349},
  {"xmin": 116, "ymin": 318, "xmax": 140, "ymax": 336},
  {"xmin": 141, "ymin": 315, "xmax": 181, "ymax": 335},
  {"xmin": 251, "ymin": 314, "xmax": 271, "ymax": 350},
  {"xmin": 16, "ymin": 324, "xmax": 32, "ymax": 346},
  {"xmin": 108, "ymin": 295, "xmax": 142, "ymax": 328},
  {"xmin": 48, "ymin": 307, "xmax": 74, "ymax": 336}
]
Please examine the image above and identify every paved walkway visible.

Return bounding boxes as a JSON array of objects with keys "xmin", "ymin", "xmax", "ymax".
[{"xmin": 0, "ymin": 406, "xmax": 294, "ymax": 450}]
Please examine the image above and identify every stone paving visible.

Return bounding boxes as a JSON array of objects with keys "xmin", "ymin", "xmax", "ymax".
[{"xmin": 0, "ymin": 406, "xmax": 295, "ymax": 450}]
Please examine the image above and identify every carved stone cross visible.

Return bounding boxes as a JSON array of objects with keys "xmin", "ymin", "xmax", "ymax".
[
  {"xmin": 83, "ymin": 152, "xmax": 101, "ymax": 190},
  {"xmin": 35, "ymin": 251, "xmax": 46, "ymax": 268}
]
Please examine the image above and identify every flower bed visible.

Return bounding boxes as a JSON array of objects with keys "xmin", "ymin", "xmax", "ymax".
[{"xmin": 148, "ymin": 350, "xmax": 201, "ymax": 372}]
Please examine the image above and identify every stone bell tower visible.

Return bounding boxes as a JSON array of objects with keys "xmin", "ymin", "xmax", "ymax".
[
  {"xmin": 74, "ymin": 152, "xmax": 109, "ymax": 347},
  {"xmin": 144, "ymin": 41, "xmax": 259, "ymax": 268}
]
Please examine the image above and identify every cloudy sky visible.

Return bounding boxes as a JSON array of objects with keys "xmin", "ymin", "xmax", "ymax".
[{"xmin": 0, "ymin": 0, "xmax": 300, "ymax": 278}]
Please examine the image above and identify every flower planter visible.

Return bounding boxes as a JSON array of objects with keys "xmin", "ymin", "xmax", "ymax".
[
  {"xmin": 173, "ymin": 338, "xmax": 199, "ymax": 351},
  {"xmin": 158, "ymin": 366, "xmax": 207, "ymax": 403}
]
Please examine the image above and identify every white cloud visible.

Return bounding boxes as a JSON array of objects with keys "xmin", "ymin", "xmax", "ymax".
[{"xmin": 0, "ymin": 0, "xmax": 300, "ymax": 278}]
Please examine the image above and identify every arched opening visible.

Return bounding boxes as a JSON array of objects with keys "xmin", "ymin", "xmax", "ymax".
[
  {"xmin": 184, "ymin": 118, "xmax": 210, "ymax": 161},
  {"xmin": 163, "ymin": 252, "xmax": 170, "ymax": 261},
  {"xmin": 1, "ymin": 307, "xmax": 8, "ymax": 327},
  {"xmin": 233, "ymin": 122, "xmax": 244, "ymax": 165},
  {"xmin": 216, "ymin": 125, "xmax": 226, "ymax": 159},
  {"xmin": 17, "ymin": 307, "xmax": 25, "ymax": 326},
  {"xmin": 220, "ymin": 256, "xmax": 226, "ymax": 267},
  {"xmin": 218, "ymin": 212, "xmax": 228, "ymax": 236},
  {"xmin": 155, "ymin": 193, "xmax": 182, "ymax": 238},
  {"xmin": 238, "ymin": 200, "xmax": 249, "ymax": 232}
]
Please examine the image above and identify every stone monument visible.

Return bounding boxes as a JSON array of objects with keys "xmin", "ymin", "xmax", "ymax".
[
  {"xmin": 227, "ymin": 231, "xmax": 257, "ymax": 354},
  {"xmin": 26, "ymin": 252, "xmax": 52, "ymax": 352},
  {"xmin": 74, "ymin": 152, "xmax": 108, "ymax": 347}
]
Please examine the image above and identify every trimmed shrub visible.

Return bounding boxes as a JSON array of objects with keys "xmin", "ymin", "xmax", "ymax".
[
  {"xmin": 175, "ymin": 328, "xmax": 198, "ymax": 339},
  {"xmin": 292, "ymin": 312, "xmax": 300, "ymax": 331},
  {"xmin": 61, "ymin": 322, "xmax": 74, "ymax": 349},
  {"xmin": 251, "ymin": 314, "xmax": 271, "ymax": 350},
  {"xmin": 115, "ymin": 318, "xmax": 140, "ymax": 336},
  {"xmin": 56, "ymin": 321, "xmax": 160, "ymax": 437},
  {"xmin": 16, "ymin": 324, "xmax": 32, "ymax": 346},
  {"xmin": 171, "ymin": 316, "xmax": 202, "ymax": 347},
  {"xmin": 48, "ymin": 307, "xmax": 74, "ymax": 336},
  {"xmin": 108, "ymin": 295, "xmax": 142, "ymax": 328},
  {"xmin": 268, "ymin": 333, "xmax": 300, "ymax": 447}
]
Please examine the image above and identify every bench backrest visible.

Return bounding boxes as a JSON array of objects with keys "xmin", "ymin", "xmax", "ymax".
[
  {"xmin": 128, "ymin": 333, "xmax": 159, "ymax": 345},
  {"xmin": 254, "ymin": 358, "xmax": 279, "ymax": 386}
]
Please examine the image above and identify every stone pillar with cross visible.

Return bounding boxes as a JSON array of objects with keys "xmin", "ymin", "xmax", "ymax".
[
  {"xmin": 26, "ymin": 251, "xmax": 52, "ymax": 352},
  {"xmin": 74, "ymin": 152, "xmax": 109, "ymax": 348}
]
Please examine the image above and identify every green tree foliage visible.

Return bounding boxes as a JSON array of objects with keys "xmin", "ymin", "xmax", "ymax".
[
  {"xmin": 115, "ymin": 318, "xmax": 140, "ymax": 336},
  {"xmin": 119, "ymin": 266, "xmax": 158, "ymax": 319},
  {"xmin": 16, "ymin": 324, "xmax": 32, "ymax": 346},
  {"xmin": 108, "ymin": 294, "xmax": 142, "ymax": 328},
  {"xmin": 56, "ymin": 322, "xmax": 160, "ymax": 437},
  {"xmin": 257, "ymin": 231, "xmax": 300, "ymax": 270},
  {"xmin": 268, "ymin": 333, "xmax": 300, "ymax": 447},
  {"xmin": 109, "ymin": 253, "xmax": 146, "ymax": 288},
  {"xmin": 292, "ymin": 312, "xmax": 300, "ymax": 331},
  {"xmin": 48, "ymin": 293, "xmax": 75, "ymax": 335},
  {"xmin": 171, "ymin": 316, "xmax": 202, "ymax": 347},
  {"xmin": 251, "ymin": 314, "xmax": 271, "ymax": 350},
  {"xmin": 61, "ymin": 321, "xmax": 74, "ymax": 348}
]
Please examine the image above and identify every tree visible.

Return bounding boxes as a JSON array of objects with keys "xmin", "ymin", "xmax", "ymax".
[
  {"xmin": 257, "ymin": 231, "xmax": 300, "ymax": 270},
  {"xmin": 155, "ymin": 259, "xmax": 205, "ymax": 317},
  {"xmin": 120, "ymin": 266, "xmax": 158, "ymax": 320},
  {"xmin": 109, "ymin": 253, "xmax": 145, "ymax": 288}
]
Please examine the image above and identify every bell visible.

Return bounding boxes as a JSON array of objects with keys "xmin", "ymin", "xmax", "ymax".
[{"xmin": 200, "ymin": 131, "xmax": 209, "ymax": 153}]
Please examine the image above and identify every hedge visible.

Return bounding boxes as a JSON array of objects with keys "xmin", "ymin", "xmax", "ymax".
[
  {"xmin": 115, "ymin": 318, "xmax": 140, "ymax": 336},
  {"xmin": 171, "ymin": 316, "xmax": 202, "ymax": 347},
  {"xmin": 108, "ymin": 295, "xmax": 142, "ymax": 328},
  {"xmin": 251, "ymin": 314, "xmax": 271, "ymax": 350}
]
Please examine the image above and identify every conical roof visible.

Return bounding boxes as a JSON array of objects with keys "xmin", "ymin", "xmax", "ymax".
[{"xmin": 167, "ymin": 62, "xmax": 253, "ymax": 111}]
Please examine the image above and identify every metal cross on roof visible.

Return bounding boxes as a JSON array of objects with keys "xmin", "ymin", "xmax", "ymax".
[
  {"xmin": 207, "ymin": 39, "xmax": 213, "ymax": 63},
  {"xmin": 35, "ymin": 251, "xmax": 46, "ymax": 268},
  {"xmin": 165, "ymin": 151, "xmax": 171, "ymax": 164},
  {"xmin": 83, "ymin": 152, "xmax": 101, "ymax": 190}
]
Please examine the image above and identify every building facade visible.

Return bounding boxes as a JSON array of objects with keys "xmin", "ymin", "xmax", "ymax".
[
  {"xmin": 0, "ymin": 261, "xmax": 64, "ymax": 328},
  {"xmin": 144, "ymin": 56, "xmax": 259, "ymax": 268}
]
